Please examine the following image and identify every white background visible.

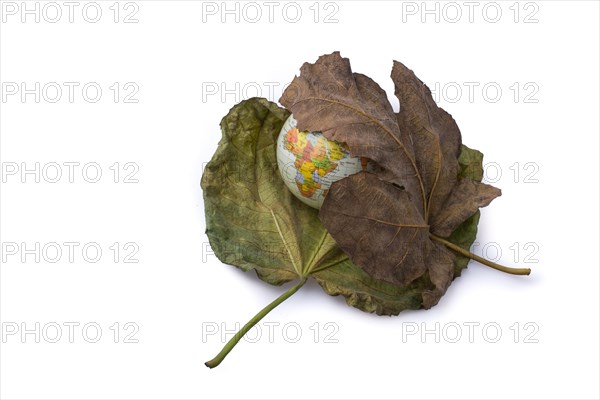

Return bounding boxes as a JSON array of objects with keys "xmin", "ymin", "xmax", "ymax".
[{"xmin": 1, "ymin": 1, "xmax": 599, "ymax": 399}]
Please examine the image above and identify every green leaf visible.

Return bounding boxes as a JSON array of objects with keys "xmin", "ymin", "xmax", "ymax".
[
  {"xmin": 201, "ymin": 97, "xmax": 350, "ymax": 285},
  {"xmin": 458, "ymin": 144, "xmax": 485, "ymax": 182},
  {"xmin": 312, "ymin": 263, "xmax": 431, "ymax": 315}
]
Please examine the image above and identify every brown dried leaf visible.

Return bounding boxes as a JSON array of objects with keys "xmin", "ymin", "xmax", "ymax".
[
  {"xmin": 319, "ymin": 172, "xmax": 430, "ymax": 286},
  {"xmin": 280, "ymin": 52, "xmax": 503, "ymax": 307}
]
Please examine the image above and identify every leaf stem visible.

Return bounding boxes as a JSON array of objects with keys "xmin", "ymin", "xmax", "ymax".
[
  {"xmin": 205, "ymin": 278, "xmax": 307, "ymax": 369},
  {"xmin": 430, "ymin": 234, "xmax": 531, "ymax": 276}
]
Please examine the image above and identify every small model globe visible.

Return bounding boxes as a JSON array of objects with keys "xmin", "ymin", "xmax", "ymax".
[{"xmin": 276, "ymin": 114, "xmax": 363, "ymax": 209}]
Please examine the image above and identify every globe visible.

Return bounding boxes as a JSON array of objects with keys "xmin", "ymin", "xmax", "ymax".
[{"xmin": 276, "ymin": 114, "xmax": 364, "ymax": 209}]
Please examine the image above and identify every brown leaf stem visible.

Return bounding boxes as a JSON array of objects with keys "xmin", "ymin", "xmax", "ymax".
[{"xmin": 430, "ymin": 234, "xmax": 531, "ymax": 276}]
